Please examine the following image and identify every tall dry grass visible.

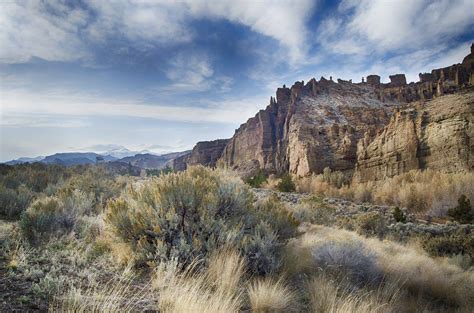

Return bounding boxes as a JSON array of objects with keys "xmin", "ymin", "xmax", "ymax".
[
  {"xmin": 154, "ymin": 248, "xmax": 246, "ymax": 313},
  {"xmin": 248, "ymin": 278, "xmax": 295, "ymax": 312},
  {"xmin": 285, "ymin": 225, "xmax": 474, "ymax": 312},
  {"xmin": 296, "ymin": 169, "xmax": 474, "ymax": 216}
]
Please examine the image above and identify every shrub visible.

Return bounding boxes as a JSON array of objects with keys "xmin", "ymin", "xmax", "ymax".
[
  {"xmin": 311, "ymin": 240, "xmax": 382, "ymax": 287},
  {"xmin": 105, "ymin": 166, "xmax": 293, "ymax": 272},
  {"xmin": 20, "ymin": 197, "xmax": 73, "ymax": 242},
  {"xmin": 0, "ymin": 184, "xmax": 34, "ymax": 219},
  {"xmin": 392, "ymin": 207, "xmax": 406, "ymax": 223},
  {"xmin": 447, "ymin": 195, "xmax": 473, "ymax": 224},
  {"xmin": 355, "ymin": 212, "xmax": 386, "ymax": 238},
  {"xmin": 293, "ymin": 196, "xmax": 336, "ymax": 225},
  {"xmin": 322, "ymin": 167, "xmax": 349, "ymax": 188},
  {"xmin": 245, "ymin": 170, "xmax": 267, "ymax": 188},
  {"xmin": 252, "ymin": 196, "xmax": 299, "ymax": 240},
  {"xmin": 421, "ymin": 232, "xmax": 474, "ymax": 258},
  {"xmin": 277, "ymin": 174, "xmax": 295, "ymax": 192}
]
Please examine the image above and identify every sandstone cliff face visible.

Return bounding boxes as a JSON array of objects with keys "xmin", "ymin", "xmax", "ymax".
[
  {"xmin": 172, "ymin": 139, "xmax": 229, "ymax": 171},
  {"xmin": 222, "ymin": 79, "xmax": 397, "ymax": 177},
  {"xmin": 354, "ymin": 90, "xmax": 474, "ymax": 182},
  {"xmin": 220, "ymin": 45, "xmax": 474, "ymax": 178},
  {"xmin": 187, "ymin": 139, "xmax": 229, "ymax": 167}
]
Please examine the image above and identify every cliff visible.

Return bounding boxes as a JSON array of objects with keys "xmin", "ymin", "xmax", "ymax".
[
  {"xmin": 172, "ymin": 139, "xmax": 229, "ymax": 171},
  {"xmin": 177, "ymin": 44, "xmax": 474, "ymax": 179},
  {"xmin": 354, "ymin": 89, "xmax": 474, "ymax": 182},
  {"xmin": 219, "ymin": 44, "xmax": 474, "ymax": 177}
]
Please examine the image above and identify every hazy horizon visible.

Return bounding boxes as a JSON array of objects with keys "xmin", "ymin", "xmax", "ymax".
[{"xmin": 1, "ymin": 0, "xmax": 474, "ymax": 162}]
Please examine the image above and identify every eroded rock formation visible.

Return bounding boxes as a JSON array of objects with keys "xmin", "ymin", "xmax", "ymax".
[
  {"xmin": 221, "ymin": 78, "xmax": 397, "ymax": 177},
  {"xmin": 172, "ymin": 139, "xmax": 229, "ymax": 171},
  {"xmin": 354, "ymin": 90, "xmax": 474, "ymax": 182},
  {"xmin": 177, "ymin": 45, "xmax": 474, "ymax": 180}
]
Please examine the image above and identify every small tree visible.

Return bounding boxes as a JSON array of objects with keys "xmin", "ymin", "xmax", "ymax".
[
  {"xmin": 277, "ymin": 174, "xmax": 295, "ymax": 192},
  {"xmin": 392, "ymin": 207, "xmax": 406, "ymax": 223},
  {"xmin": 245, "ymin": 170, "xmax": 267, "ymax": 188},
  {"xmin": 447, "ymin": 195, "xmax": 473, "ymax": 224}
]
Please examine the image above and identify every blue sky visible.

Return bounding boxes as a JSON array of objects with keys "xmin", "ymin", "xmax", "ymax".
[{"xmin": 1, "ymin": 0, "xmax": 473, "ymax": 161}]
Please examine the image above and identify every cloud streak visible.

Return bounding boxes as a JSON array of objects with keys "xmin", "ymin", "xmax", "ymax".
[{"xmin": 1, "ymin": 87, "xmax": 266, "ymax": 125}]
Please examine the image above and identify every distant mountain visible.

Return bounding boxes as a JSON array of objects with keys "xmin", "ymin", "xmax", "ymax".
[
  {"xmin": 5, "ymin": 151, "xmax": 191, "ymax": 169},
  {"xmin": 6, "ymin": 152, "xmax": 117, "ymax": 166},
  {"xmin": 96, "ymin": 147, "xmax": 154, "ymax": 159},
  {"xmin": 5, "ymin": 156, "xmax": 45, "ymax": 165},
  {"xmin": 114, "ymin": 151, "xmax": 191, "ymax": 169}
]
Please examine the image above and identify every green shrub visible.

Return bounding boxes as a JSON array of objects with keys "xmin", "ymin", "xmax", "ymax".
[
  {"xmin": 421, "ymin": 231, "xmax": 474, "ymax": 259},
  {"xmin": 105, "ymin": 166, "xmax": 295, "ymax": 272},
  {"xmin": 20, "ymin": 197, "xmax": 73, "ymax": 242},
  {"xmin": 277, "ymin": 174, "xmax": 296, "ymax": 192},
  {"xmin": 447, "ymin": 195, "xmax": 473, "ymax": 224},
  {"xmin": 252, "ymin": 196, "xmax": 299, "ymax": 240},
  {"xmin": 245, "ymin": 170, "xmax": 267, "ymax": 188},
  {"xmin": 0, "ymin": 184, "xmax": 34, "ymax": 219},
  {"xmin": 392, "ymin": 207, "xmax": 406, "ymax": 223},
  {"xmin": 355, "ymin": 212, "xmax": 386, "ymax": 238},
  {"xmin": 19, "ymin": 189, "xmax": 95, "ymax": 243},
  {"xmin": 293, "ymin": 196, "xmax": 336, "ymax": 225}
]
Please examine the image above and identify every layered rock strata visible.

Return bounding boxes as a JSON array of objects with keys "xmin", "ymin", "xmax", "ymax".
[
  {"xmin": 177, "ymin": 45, "xmax": 474, "ymax": 179},
  {"xmin": 354, "ymin": 90, "xmax": 474, "ymax": 182}
]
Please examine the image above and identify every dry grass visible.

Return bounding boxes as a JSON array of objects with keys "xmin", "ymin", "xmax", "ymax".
[
  {"xmin": 154, "ymin": 248, "xmax": 246, "ymax": 313},
  {"xmin": 286, "ymin": 225, "xmax": 474, "ymax": 312},
  {"xmin": 307, "ymin": 275, "xmax": 400, "ymax": 313},
  {"xmin": 248, "ymin": 278, "xmax": 295, "ymax": 312},
  {"xmin": 49, "ymin": 267, "xmax": 154, "ymax": 312},
  {"xmin": 296, "ymin": 170, "xmax": 474, "ymax": 215}
]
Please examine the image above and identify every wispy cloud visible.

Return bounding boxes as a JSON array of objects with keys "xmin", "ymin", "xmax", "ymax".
[
  {"xmin": 1, "ymin": 87, "xmax": 266, "ymax": 125},
  {"xmin": 318, "ymin": 0, "xmax": 474, "ymax": 56}
]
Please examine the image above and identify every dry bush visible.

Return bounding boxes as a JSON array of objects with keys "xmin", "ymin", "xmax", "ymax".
[
  {"xmin": 311, "ymin": 240, "xmax": 383, "ymax": 287},
  {"xmin": 355, "ymin": 212, "xmax": 386, "ymax": 238},
  {"xmin": 248, "ymin": 278, "xmax": 295, "ymax": 312},
  {"xmin": 292, "ymin": 196, "xmax": 336, "ymax": 225},
  {"xmin": 261, "ymin": 174, "xmax": 280, "ymax": 190},
  {"xmin": 296, "ymin": 170, "xmax": 474, "ymax": 216},
  {"xmin": 105, "ymin": 166, "xmax": 294, "ymax": 273}
]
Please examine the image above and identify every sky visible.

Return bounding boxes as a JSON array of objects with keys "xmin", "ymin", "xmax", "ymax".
[{"xmin": 1, "ymin": 0, "xmax": 473, "ymax": 161}]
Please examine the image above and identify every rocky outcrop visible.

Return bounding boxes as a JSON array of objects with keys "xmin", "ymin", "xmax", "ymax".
[
  {"xmin": 354, "ymin": 90, "xmax": 474, "ymax": 182},
  {"xmin": 222, "ymin": 79, "xmax": 397, "ymax": 176},
  {"xmin": 172, "ymin": 139, "xmax": 229, "ymax": 170},
  {"xmin": 220, "ymin": 45, "xmax": 474, "ymax": 178},
  {"xmin": 187, "ymin": 139, "xmax": 229, "ymax": 167}
]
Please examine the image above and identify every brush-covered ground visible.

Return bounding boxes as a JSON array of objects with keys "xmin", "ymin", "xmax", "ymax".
[{"xmin": 0, "ymin": 163, "xmax": 473, "ymax": 312}]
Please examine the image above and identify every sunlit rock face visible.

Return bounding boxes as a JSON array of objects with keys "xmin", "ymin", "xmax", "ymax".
[
  {"xmin": 354, "ymin": 90, "xmax": 474, "ymax": 182},
  {"xmin": 183, "ymin": 46, "xmax": 474, "ymax": 179},
  {"xmin": 221, "ymin": 78, "xmax": 397, "ymax": 177}
]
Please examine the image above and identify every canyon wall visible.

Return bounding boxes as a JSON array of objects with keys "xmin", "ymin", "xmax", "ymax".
[
  {"xmin": 354, "ymin": 90, "xmax": 473, "ymax": 182},
  {"xmin": 172, "ymin": 139, "xmax": 229, "ymax": 171},
  {"xmin": 178, "ymin": 45, "xmax": 474, "ymax": 180}
]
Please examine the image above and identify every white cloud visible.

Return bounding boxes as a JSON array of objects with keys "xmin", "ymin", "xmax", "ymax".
[
  {"xmin": 0, "ymin": 1, "xmax": 89, "ymax": 63},
  {"xmin": 0, "ymin": 0, "xmax": 316, "ymax": 65},
  {"xmin": 160, "ymin": 53, "xmax": 233, "ymax": 93},
  {"xmin": 318, "ymin": 0, "xmax": 474, "ymax": 56},
  {"xmin": 183, "ymin": 0, "xmax": 316, "ymax": 63}
]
